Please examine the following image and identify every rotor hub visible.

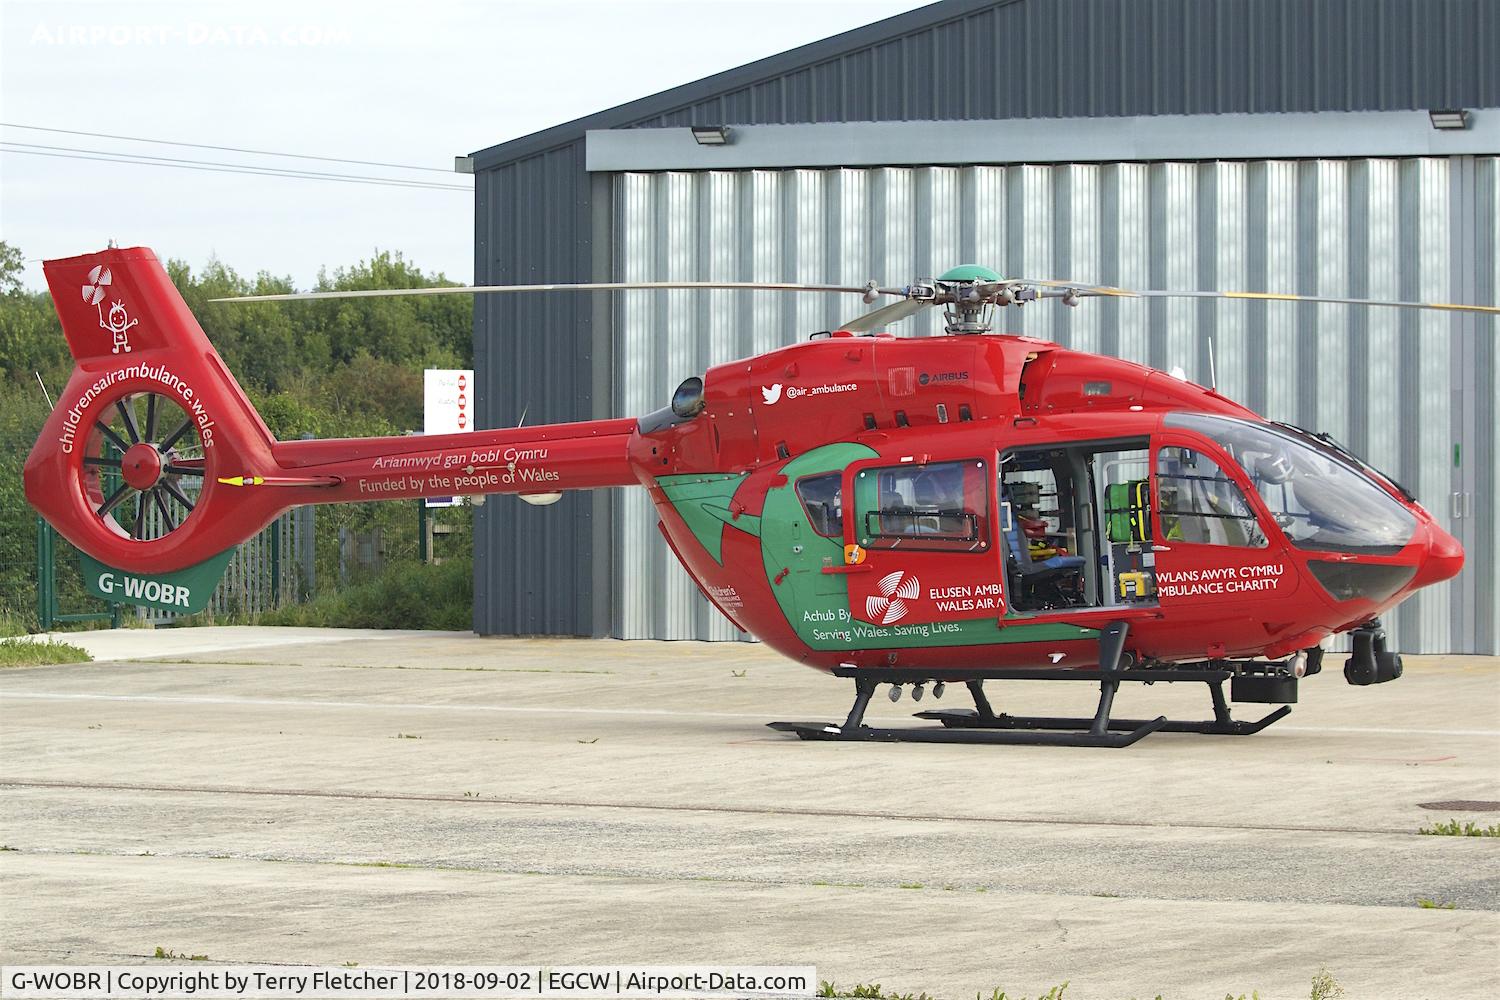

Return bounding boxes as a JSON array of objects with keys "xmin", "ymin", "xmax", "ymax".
[{"xmin": 120, "ymin": 443, "xmax": 164, "ymax": 490}]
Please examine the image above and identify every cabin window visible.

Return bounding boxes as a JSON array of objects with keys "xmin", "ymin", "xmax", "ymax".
[
  {"xmin": 1155, "ymin": 447, "xmax": 1267, "ymax": 548},
  {"xmin": 853, "ymin": 460, "xmax": 990, "ymax": 552},
  {"xmin": 795, "ymin": 473, "xmax": 843, "ymax": 537}
]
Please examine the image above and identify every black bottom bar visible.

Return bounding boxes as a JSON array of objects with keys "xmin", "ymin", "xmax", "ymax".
[
  {"xmin": 767, "ymin": 620, "xmax": 1295, "ymax": 748},
  {"xmin": 912, "ymin": 704, "xmax": 1290, "ymax": 737},
  {"xmin": 767, "ymin": 716, "xmax": 1168, "ymax": 747}
]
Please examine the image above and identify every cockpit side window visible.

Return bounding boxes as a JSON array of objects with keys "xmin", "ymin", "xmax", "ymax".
[
  {"xmin": 1156, "ymin": 447, "xmax": 1267, "ymax": 548},
  {"xmin": 795, "ymin": 473, "xmax": 843, "ymax": 537},
  {"xmin": 1164, "ymin": 412, "xmax": 1417, "ymax": 556}
]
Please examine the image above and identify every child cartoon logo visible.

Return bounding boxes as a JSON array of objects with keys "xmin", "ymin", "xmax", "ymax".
[
  {"xmin": 101, "ymin": 300, "xmax": 138, "ymax": 354},
  {"xmin": 80, "ymin": 266, "xmax": 138, "ymax": 353}
]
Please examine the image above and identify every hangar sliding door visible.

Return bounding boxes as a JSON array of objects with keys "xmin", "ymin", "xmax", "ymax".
[{"xmin": 611, "ymin": 159, "xmax": 1498, "ymax": 655}]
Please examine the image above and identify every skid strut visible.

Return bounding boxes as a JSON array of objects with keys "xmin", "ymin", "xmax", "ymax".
[{"xmin": 768, "ymin": 621, "xmax": 1292, "ymax": 748}]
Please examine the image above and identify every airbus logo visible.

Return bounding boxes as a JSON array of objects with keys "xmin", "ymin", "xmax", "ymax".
[
  {"xmin": 866, "ymin": 570, "xmax": 921, "ymax": 625},
  {"xmin": 761, "ymin": 384, "xmax": 783, "ymax": 405},
  {"xmin": 919, "ymin": 371, "xmax": 969, "ymax": 386}
]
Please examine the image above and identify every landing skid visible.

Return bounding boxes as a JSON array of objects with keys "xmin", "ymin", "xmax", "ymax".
[{"xmin": 768, "ymin": 622, "xmax": 1293, "ymax": 748}]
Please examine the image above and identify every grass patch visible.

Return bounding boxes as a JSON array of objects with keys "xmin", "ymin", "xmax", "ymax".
[
  {"xmin": 0, "ymin": 610, "xmax": 32, "ymax": 637},
  {"xmin": 256, "ymin": 558, "xmax": 471, "ymax": 630},
  {"xmin": 1416, "ymin": 897, "xmax": 1457, "ymax": 909},
  {"xmin": 1419, "ymin": 818, "xmax": 1500, "ymax": 837},
  {"xmin": 152, "ymin": 947, "xmax": 208, "ymax": 961},
  {"xmin": 0, "ymin": 636, "xmax": 92, "ymax": 666}
]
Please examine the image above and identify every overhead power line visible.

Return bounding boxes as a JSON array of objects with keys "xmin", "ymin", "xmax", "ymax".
[
  {"xmin": 0, "ymin": 143, "xmax": 472, "ymax": 192},
  {"xmin": 0, "ymin": 121, "xmax": 456, "ymax": 174}
]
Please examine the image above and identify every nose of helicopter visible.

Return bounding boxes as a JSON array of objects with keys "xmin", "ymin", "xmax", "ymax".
[{"xmin": 1411, "ymin": 519, "xmax": 1465, "ymax": 589}]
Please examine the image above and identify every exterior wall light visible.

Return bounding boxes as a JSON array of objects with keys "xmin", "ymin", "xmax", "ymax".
[
  {"xmin": 1428, "ymin": 109, "xmax": 1470, "ymax": 130},
  {"xmin": 690, "ymin": 125, "xmax": 732, "ymax": 146}
]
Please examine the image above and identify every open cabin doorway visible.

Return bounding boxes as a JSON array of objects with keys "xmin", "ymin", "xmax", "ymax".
[{"xmin": 999, "ymin": 438, "xmax": 1159, "ymax": 614}]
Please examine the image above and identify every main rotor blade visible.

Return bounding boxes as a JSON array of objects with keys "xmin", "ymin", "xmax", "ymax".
[
  {"xmin": 1014, "ymin": 279, "xmax": 1500, "ymax": 315},
  {"xmin": 840, "ymin": 299, "xmax": 934, "ymax": 333},
  {"xmin": 211, "ymin": 280, "xmax": 906, "ymax": 304}
]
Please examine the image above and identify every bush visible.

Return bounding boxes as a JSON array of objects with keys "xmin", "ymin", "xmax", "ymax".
[{"xmin": 258, "ymin": 558, "xmax": 472, "ymax": 630}]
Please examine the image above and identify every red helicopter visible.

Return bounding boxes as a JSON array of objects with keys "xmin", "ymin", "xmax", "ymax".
[{"xmin": 24, "ymin": 246, "xmax": 1491, "ymax": 746}]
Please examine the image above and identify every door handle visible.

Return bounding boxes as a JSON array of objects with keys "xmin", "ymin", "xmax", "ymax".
[{"xmin": 1451, "ymin": 492, "xmax": 1464, "ymax": 519}]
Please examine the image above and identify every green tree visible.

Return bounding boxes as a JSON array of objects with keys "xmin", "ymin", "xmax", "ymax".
[{"xmin": 0, "ymin": 241, "xmax": 24, "ymax": 293}]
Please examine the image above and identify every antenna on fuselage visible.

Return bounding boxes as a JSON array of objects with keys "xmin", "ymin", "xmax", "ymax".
[{"xmin": 1207, "ymin": 336, "xmax": 1218, "ymax": 392}]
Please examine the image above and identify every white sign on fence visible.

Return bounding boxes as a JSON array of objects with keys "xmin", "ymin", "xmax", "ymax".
[{"xmin": 423, "ymin": 368, "xmax": 473, "ymax": 508}]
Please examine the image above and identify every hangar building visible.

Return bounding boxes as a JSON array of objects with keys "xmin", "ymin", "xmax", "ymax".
[{"xmin": 467, "ymin": 0, "xmax": 1500, "ymax": 654}]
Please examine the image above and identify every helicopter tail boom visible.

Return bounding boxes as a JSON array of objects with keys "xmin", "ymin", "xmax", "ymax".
[{"xmin": 25, "ymin": 246, "xmax": 635, "ymax": 581}]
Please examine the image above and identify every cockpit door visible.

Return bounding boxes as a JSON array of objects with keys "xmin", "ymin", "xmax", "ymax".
[{"xmin": 1150, "ymin": 433, "xmax": 1298, "ymax": 611}]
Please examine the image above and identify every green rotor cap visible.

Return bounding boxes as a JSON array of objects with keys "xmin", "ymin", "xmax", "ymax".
[{"xmin": 937, "ymin": 264, "xmax": 1003, "ymax": 282}]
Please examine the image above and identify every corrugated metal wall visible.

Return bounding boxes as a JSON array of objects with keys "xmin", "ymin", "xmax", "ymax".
[
  {"xmin": 473, "ymin": 0, "xmax": 1500, "ymax": 639},
  {"xmin": 622, "ymin": 0, "xmax": 1500, "ymax": 129},
  {"xmin": 613, "ymin": 158, "xmax": 1499, "ymax": 654},
  {"xmin": 472, "ymin": 146, "xmax": 615, "ymax": 637}
]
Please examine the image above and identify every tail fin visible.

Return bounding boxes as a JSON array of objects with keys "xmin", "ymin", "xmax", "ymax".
[{"xmin": 25, "ymin": 247, "xmax": 283, "ymax": 579}]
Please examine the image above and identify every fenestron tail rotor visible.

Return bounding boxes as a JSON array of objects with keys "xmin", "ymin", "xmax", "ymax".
[{"xmin": 81, "ymin": 390, "xmax": 208, "ymax": 542}]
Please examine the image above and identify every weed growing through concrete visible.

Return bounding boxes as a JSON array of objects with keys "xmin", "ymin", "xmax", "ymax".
[
  {"xmin": 1418, "ymin": 818, "xmax": 1500, "ymax": 836},
  {"xmin": 814, "ymin": 976, "xmax": 1367, "ymax": 1000},
  {"xmin": 1309, "ymin": 969, "xmax": 1344, "ymax": 1000},
  {"xmin": 818, "ymin": 983, "xmax": 937, "ymax": 1000},
  {"xmin": 898, "ymin": 882, "xmax": 923, "ymax": 889},
  {"xmin": 975, "ymin": 987, "xmax": 1069, "ymax": 1000},
  {"xmin": 1416, "ymin": 897, "xmax": 1457, "ymax": 909},
  {"xmin": 152, "ymin": 947, "xmax": 208, "ymax": 961}
]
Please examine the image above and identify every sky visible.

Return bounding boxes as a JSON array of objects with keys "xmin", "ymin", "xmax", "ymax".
[{"xmin": 1, "ymin": 0, "xmax": 931, "ymax": 291}]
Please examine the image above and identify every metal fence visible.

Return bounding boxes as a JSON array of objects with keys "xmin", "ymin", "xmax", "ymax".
[{"xmin": 34, "ymin": 507, "xmax": 313, "ymax": 629}]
